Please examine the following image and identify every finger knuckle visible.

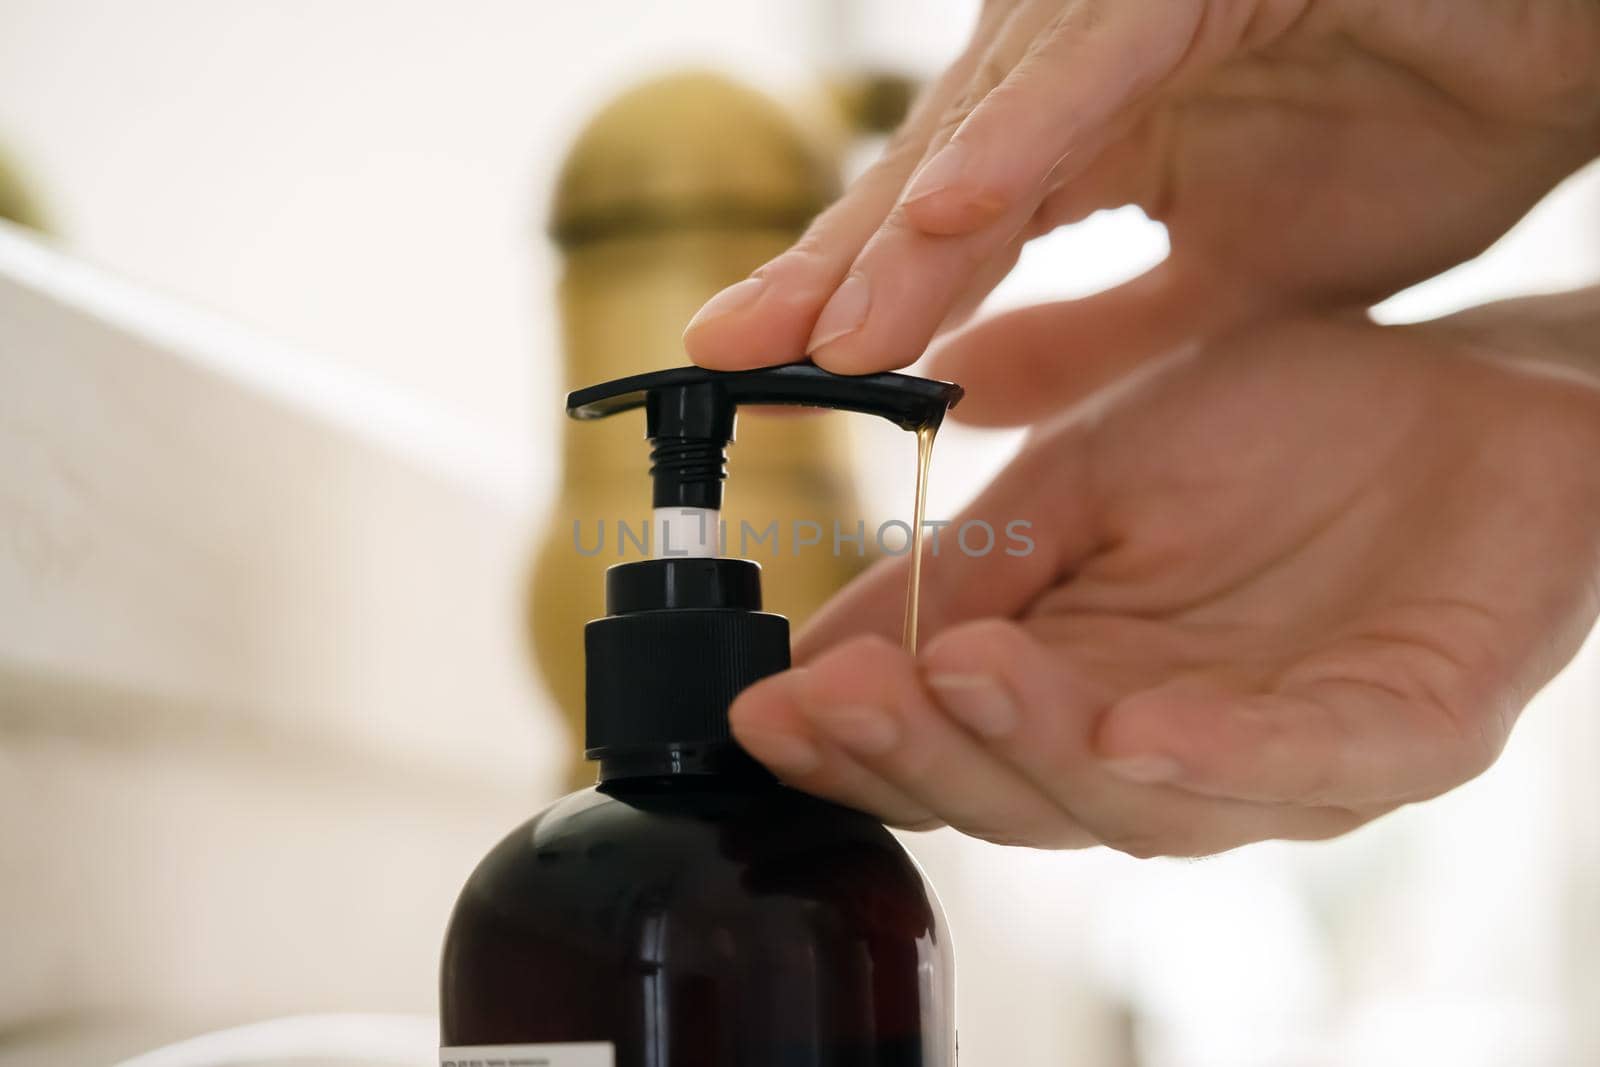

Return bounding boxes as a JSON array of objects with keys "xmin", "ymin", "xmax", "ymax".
[
  {"xmin": 779, "ymin": 210, "xmax": 852, "ymax": 267},
  {"xmin": 971, "ymin": 45, "xmax": 1014, "ymax": 96},
  {"xmin": 995, "ymin": 813, "xmax": 1090, "ymax": 850},
  {"xmin": 1454, "ymin": 705, "xmax": 1509, "ymax": 786},
  {"xmin": 890, "ymin": 735, "xmax": 941, "ymax": 783},
  {"xmin": 1250, "ymin": 695, "xmax": 1347, "ymax": 806},
  {"xmin": 1094, "ymin": 806, "xmax": 1216, "ymax": 859},
  {"xmin": 929, "ymin": 84, "xmax": 985, "ymax": 145},
  {"xmin": 853, "ymin": 631, "xmax": 907, "ymax": 662},
  {"xmin": 1100, "ymin": 826, "xmax": 1170, "ymax": 860},
  {"xmin": 810, "ymin": 632, "xmax": 897, "ymax": 675},
  {"xmin": 881, "ymin": 204, "xmax": 1000, "ymax": 271},
  {"xmin": 954, "ymin": 820, "xmax": 1042, "ymax": 848},
  {"xmin": 923, "ymin": 617, "xmax": 1029, "ymax": 673},
  {"xmin": 875, "ymin": 124, "xmax": 928, "ymax": 173}
]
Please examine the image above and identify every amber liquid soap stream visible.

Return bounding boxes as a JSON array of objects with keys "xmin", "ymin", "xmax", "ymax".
[{"xmin": 902, "ymin": 422, "xmax": 937, "ymax": 654}]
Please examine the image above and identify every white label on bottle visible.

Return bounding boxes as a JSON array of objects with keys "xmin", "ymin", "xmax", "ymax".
[{"xmin": 440, "ymin": 1043, "xmax": 614, "ymax": 1067}]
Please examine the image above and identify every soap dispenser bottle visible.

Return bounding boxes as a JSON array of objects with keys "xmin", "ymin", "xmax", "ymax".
[
  {"xmin": 441, "ymin": 364, "xmax": 962, "ymax": 1067},
  {"xmin": 531, "ymin": 71, "xmax": 871, "ymax": 793}
]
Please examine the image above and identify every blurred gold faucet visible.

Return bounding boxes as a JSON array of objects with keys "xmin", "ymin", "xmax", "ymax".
[
  {"xmin": 0, "ymin": 146, "xmax": 45, "ymax": 230},
  {"xmin": 530, "ymin": 71, "xmax": 908, "ymax": 788}
]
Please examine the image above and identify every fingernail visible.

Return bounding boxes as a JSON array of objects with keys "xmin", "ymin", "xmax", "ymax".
[
  {"xmin": 1101, "ymin": 754, "xmax": 1183, "ymax": 784},
  {"xmin": 737, "ymin": 728, "xmax": 821, "ymax": 776},
  {"xmin": 684, "ymin": 276, "xmax": 765, "ymax": 336},
  {"xmin": 806, "ymin": 273, "xmax": 871, "ymax": 352},
  {"xmin": 901, "ymin": 142, "xmax": 968, "ymax": 205},
  {"xmin": 927, "ymin": 673, "xmax": 1018, "ymax": 739},
  {"xmin": 812, "ymin": 703, "xmax": 899, "ymax": 756}
]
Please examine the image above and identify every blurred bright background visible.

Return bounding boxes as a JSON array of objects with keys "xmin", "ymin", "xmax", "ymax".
[{"xmin": 1, "ymin": 2, "xmax": 1598, "ymax": 1065}]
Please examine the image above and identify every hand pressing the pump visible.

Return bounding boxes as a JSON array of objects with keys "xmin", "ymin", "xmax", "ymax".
[
  {"xmin": 723, "ymin": 289, "xmax": 1600, "ymax": 855},
  {"xmin": 684, "ymin": 0, "xmax": 1600, "ymax": 377}
]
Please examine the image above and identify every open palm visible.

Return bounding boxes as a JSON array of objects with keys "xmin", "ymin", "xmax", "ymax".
[{"xmin": 726, "ymin": 301, "xmax": 1600, "ymax": 855}]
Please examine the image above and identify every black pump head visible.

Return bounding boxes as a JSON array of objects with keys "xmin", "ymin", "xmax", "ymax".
[
  {"xmin": 567, "ymin": 362, "xmax": 963, "ymax": 776},
  {"xmin": 567, "ymin": 362, "xmax": 963, "ymax": 510}
]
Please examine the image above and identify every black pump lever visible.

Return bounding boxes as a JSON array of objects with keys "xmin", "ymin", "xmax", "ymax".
[
  {"xmin": 566, "ymin": 363, "xmax": 963, "ymax": 510},
  {"xmin": 568, "ymin": 363, "xmax": 961, "ymax": 430}
]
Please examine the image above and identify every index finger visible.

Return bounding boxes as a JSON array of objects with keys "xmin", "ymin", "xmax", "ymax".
[{"xmin": 681, "ymin": 1, "xmax": 1019, "ymax": 370}]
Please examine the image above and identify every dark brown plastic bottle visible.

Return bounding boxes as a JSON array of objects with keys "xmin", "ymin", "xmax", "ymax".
[
  {"xmin": 441, "ymin": 367, "xmax": 961, "ymax": 1067},
  {"xmin": 440, "ymin": 746, "xmax": 954, "ymax": 1065}
]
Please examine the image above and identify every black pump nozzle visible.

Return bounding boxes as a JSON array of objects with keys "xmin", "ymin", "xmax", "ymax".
[{"xmin": 566, "ymin": 363, "xmax": 963, "ymax": 510}]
